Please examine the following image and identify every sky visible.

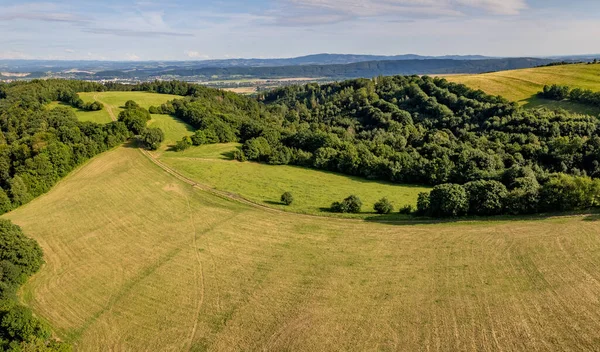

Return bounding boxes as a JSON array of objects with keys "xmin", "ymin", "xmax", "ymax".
[{"xmin": 1, "ymin": 0, "xmax": 599, "ymax": 61}]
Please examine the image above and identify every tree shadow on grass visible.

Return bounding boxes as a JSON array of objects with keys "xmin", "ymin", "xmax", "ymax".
[
  {"xmin": 365, "ymin": 209, "xmax": 600, "ymax": 226},
  {"xmin": 221, "ymin": 150, "xmax": 236, "ymax": 160},
  {"xmin": 264, "ymin": 200, "xmax": 284, "ymax": 206}
]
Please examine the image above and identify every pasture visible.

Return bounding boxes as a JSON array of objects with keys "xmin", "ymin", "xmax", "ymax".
[
  {"xmin": 6, "ymin": 145, "xmax": 600, "ymax": 351},
  {"xmin": 446, "ymin": 63, "xmax": 600, "ymax": 115},
  {"xmin": 159, "ymin": 143, "xmax": 430, "ymax": 217}
]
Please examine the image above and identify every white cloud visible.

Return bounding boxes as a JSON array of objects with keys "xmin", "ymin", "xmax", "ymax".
[
  {"xmin": 126, "ymin": 53, "xmax": 141, "ymax": 60},
  {"xmin": 277, "ymin": 0, "xmax": 528, "ymax": 25},
  {"xmin": 185, "ymin": 51, "xmax": 209, "ymax": 59}
]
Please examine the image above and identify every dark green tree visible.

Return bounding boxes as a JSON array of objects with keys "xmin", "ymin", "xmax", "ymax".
[
  {"xmin": 140, "ymin": 128, "xmax": 165, "ymax": 151},
  {"xmin": 374, "ymin": 197, "xmax": 394, "ymax": 214},
  {"xmin": 428, "ymin": 184, "xmax": 468, "ymax": 217},
  {"xmin": 280, "ymin": 192, "xmax": 294, "ymax": 205}
]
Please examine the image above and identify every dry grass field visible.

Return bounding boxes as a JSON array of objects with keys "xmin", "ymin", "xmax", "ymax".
[
  {"xmin": 446, "ymin": 63, "xmax": 600, "ymax": 115},
  {"xmin": 5, "ymin": 145, "xmax": 600, "ymax": 351}
]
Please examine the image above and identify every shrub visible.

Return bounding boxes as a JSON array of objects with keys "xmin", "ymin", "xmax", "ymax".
[
  {"xmin": 232, "ymin": 150, "xmax": 247, "ymax": 162},
  {"xmin": 344, "ymin": 195, "xmax": 362, "ymax": 213},
  {"xmin": 330, "ymin": 195, "xmax": 363, "ymax": 213},
  {"xmin": 174, "ymin": 136, "xmax": 192, "ymax": 152},
  {"xmin": 399, "ymin": 204, "xmax": 414, "ymax": 215},
  {"xmin": 428, "ymin": 184, "xmax": 468, "ymax": 217},
  {"xmin": 330, "ymin": 201, "xmax": 347, "ymax": 213},
  {"xmin": 416, "ymin": 192, "xmax": 431, "ymax": 215},
  {"xmin": 281, "ymin": 192, "xmax": 294, "ymax": 206},
  {"xmin": 374, "ymin": 197, "xmax": 394, "ymax": 214}
]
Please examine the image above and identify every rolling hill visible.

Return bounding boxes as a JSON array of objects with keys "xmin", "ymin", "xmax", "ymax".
[
  {"xmin": 7, "ymin": 138, "xmax": 600, "ymax": 351},
  {"xmin": 446, "ymin": 63, "xmax": 600, "ymax": 115}
]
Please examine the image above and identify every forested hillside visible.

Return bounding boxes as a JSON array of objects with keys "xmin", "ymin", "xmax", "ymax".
[{"xmin": 153, "ymin": 76, "xmax": 600, "ymax": 216}]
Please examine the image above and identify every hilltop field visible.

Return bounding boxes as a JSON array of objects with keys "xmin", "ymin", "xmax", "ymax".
[{"xmin": 446, "ymin": 63, "xmax": 600, "ymax": 115}]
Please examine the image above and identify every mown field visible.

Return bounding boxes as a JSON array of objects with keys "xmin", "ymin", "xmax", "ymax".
[
  {"xmin": 446, "ymin": 63, "xmax": 600, "ymax": 115},
  {"xmin": 6, "ymin": 144, "xmax": 600, "ymax": 351}
]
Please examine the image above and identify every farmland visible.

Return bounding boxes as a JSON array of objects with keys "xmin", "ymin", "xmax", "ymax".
[
  {"xmin": 6, "ymin": 144, "xmax": 600, "ymax": 351},
  {"xmin": 9, "ymin": 73, "xmax": 600, "ymax": 350},
  {"xmin": 446, "ymin": 63, "xmax": 600, "ymax": 115}
]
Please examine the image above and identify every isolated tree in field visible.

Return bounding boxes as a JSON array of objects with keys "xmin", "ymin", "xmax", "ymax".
[
  {"xmin": 428, "ymin": 184, "xmax": 468, "ymax": 217},
  {"xmin": 174, "ymin": 136, "xmax": 192, "ymax": 151},
  {"xmin": 374, "ymin": 197, "xmax": 394, "ymax": 214},
  {"xmin": 281, "ymin": 192, "xmax": 294, "ymax": 205},
  {"xmin": 124, "ymin": 100, "xmax": 140, "ymax": 110},
  {"xmin": 140, "ymin": 128, "xmax": 165, "ymax": 150}
]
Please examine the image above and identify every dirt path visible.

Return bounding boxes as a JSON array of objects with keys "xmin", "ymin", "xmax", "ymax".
[{"xmin": 93, "ymin": 94, "xmax": 117, "ymax": 121}]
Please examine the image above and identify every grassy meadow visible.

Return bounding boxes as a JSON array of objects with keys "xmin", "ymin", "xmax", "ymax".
[
  {"xmin": 446, "ymin": 63, "xmax": 600, "ymax": 115},
  {"xmin": 5, "ymin": 145, "xmax": 600, "ymax": 350},
  {"xmin": 48, "ymin": 91, "xmax": 181, "ymax": 124},
  {"xmin": 159, "ymin": 143, "xmax": 430, "ymax": 217}
]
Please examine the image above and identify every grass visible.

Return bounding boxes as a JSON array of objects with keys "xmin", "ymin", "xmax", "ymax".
[
  {"xmin": 158, "ymin": 143, "xmax": 430, "ymax": 217},
  {"xmin": 6, "ymin": 145, "xmax": 600, "ymax": 350},
  {"xmin": 48, "ymin": 91, "xmax": 182, "ymax": 124},
  {"xmin": 445, "ymin": 63, "xmax": 600, "ymax": 115},
  {"xmin": 47, "ymin": 101, "xmax": 114, "ymax": 124}
]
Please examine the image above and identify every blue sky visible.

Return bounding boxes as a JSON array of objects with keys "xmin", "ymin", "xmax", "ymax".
[{"xmin": 1, "ymin": 0, "xmax": 599, "ymax": 60}]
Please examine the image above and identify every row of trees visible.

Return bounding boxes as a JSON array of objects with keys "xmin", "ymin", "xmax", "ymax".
[
  {"xmin": 57, "ymin": 90, "xmax": 103, "ymax": 111},
  {"xmin": 416, "ymin": 172, "xmax": 600, "ymax": 217},
  {"xmin": 539, "ymin": 84, "xmax": 600, "ymax": 106}
]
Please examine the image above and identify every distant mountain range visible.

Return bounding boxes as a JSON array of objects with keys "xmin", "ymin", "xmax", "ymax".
[{"xmin": 0, "ymin": 53, "xmax": 598, "ymax": 81}]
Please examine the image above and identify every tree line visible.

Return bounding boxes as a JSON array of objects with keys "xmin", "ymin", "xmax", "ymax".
[{"xmin": 539, "ymin": 84, "xmax": 600, "ymax": 107}]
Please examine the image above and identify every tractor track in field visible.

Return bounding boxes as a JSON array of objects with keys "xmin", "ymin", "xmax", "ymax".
[{"xmin": 93, "ymin": 94, "xmax": 117, "ymax": 121}]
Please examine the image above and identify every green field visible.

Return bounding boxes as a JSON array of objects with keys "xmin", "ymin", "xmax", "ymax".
[
  {"xmin": 446, "ymin": 63, "xmax": 600, "ymax": 115},
  {"xmin": 48, "ymin": 91, "xmax": 181, "ymax": 123},
  {"xmin": 6, "ymin": 144, "xmax": 600, "ymax": 350},
  {"xmin": 158, "ymin": 143, "xmax": 430, "ymax": 217}
]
